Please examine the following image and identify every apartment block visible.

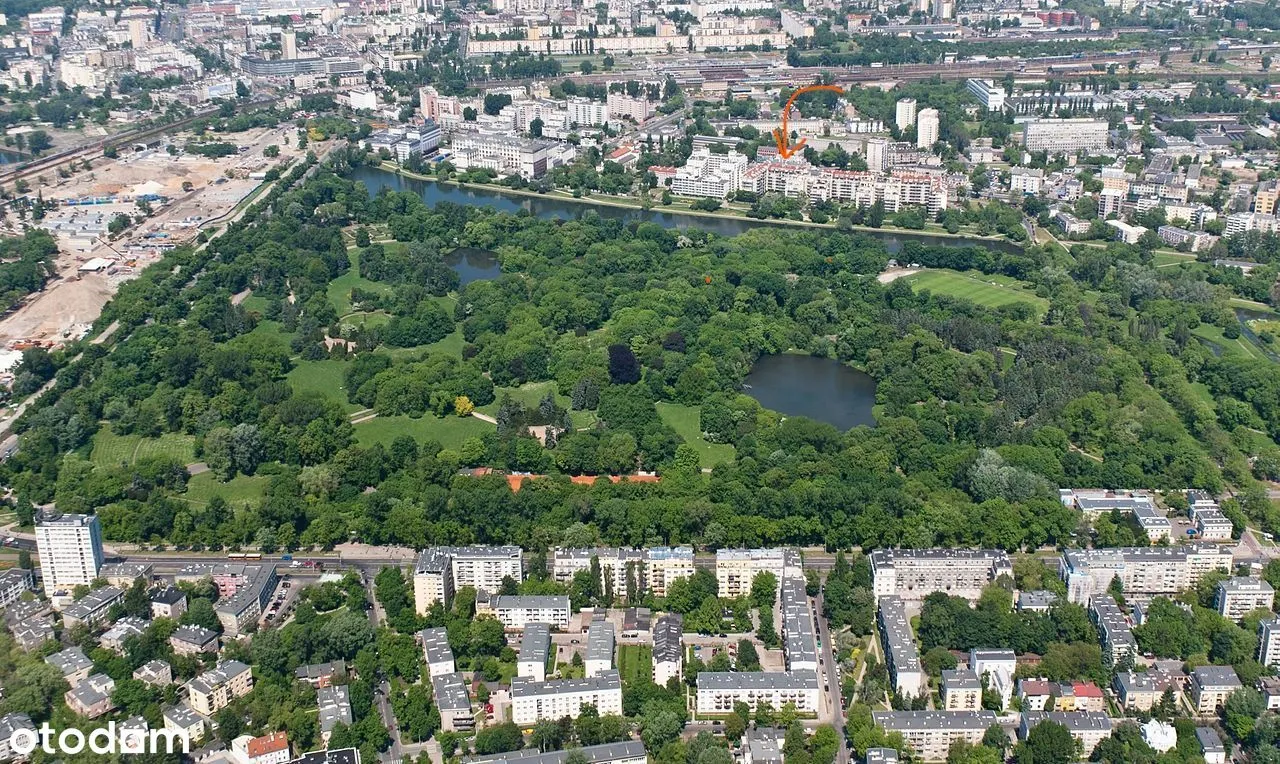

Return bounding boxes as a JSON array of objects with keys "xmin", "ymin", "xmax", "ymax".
[
  {"xmin": 469, "ymin": 741, "xmax": 647, "ymax": 764},
  {"xmin": 61, "ymin": 586, "xmax": 125, "ymax": 629},
  {"xmin": 782, "ymin": 578, "xmax": 818, "ymax": 673},
  {"xmin": 35, "ymin": 513, "xmax": 104, "ymax": 596},
  {"xmin": 0, "ymin": 568, "xmax": 34, "ymax": 610},
  {"xmin": 672, "ymin": 148, "xmax": 749, "ymax": 199},
  {"xmin": 1259, "ymin": 618, "xmax": 1280, "ymax": 668},
  {"xmin": 552, "ymin": 548, "xmax": 646, "ymax": 601},
  {"xmin": 879, "ymin": 596, "xmax": 926, "ymax": 698},
  {"xmin": 187, "ymin": 660, "xmax": 254, "ymax": 716},
  {"xmin": 872, "ymin": 711, "xmax": 997, "ymax": 762},
  {"xmin": 317, "ymin": 685, "xmax": 352, "ymax": 744},
  {"xmin": 481, "ymin": 595, "xmax": 570, "ymax": 630},
  {"xmin": 413, "ymin": 548, "xmax": 454, "ymax": 615},
  {"xmin": 586, "ymin": 621, "xmax": 616, "ymax": 677},
  {"xmin": 46, "ymin": 646, "xmax": 94, "ymax": 686},
  {"xmin": 511, "ymin": 671, "xmax": 623, "ymax": 725},
  {"xmin": 653, "ymin": 613, "xmax": 683, "ymax": 687},
  {"xmin": 414, "ymin": 546, "xmax": 523, "ymax": 614},
  {"xmin": 171, "ymin": 624, "xmax": 219, "ymax": 656},
  {"xmin": 1216, "ymin": 577, "xmax": 1275, "ymax": 621},
  {"xmin": 1062, "ymin": 545, "xmax": 1233, "ymax": 606},
  {"xmin": 432, "ymin": 672, "xmax": 474, "ymax": 732},
  {"xmin": 941, "ymin": 669, "xmax": 982, "ymax": 710},
  {"xmin": 1114, "ymin": 671, "xmax": 1165, "ymax": 711},
  {"xmin": 1191, "ymin": 666, "xmax": 1241, "ymax": 714},
  {"xmin": 1091, "ymin": 595, "xmax": 1137, "ymax": 666},
  {"xmin": 420, "ymin": 627, "xmax": 456, "ymax": 678},
  {"xmin": 695, "ymin": 671, "xmax": 820, "ymax": 715},
  {"xmin": 646, "ymin": 547, "xmax": 695, "ymax": 598},
  {"xmin": 518, "ymin": 622, "xmax": 552, "ymax": 681},
  {"xmin": 870, "ymin": 549, "xmax": 1013, "ymax": 602},
  {"xmin": 716, "ymin": 548, "xmax": 802, "ymax": 599},
  {"xmin": 1021, "ymin": 118, "xmax": 1109, "ymax": 154},
  {"xmin": 451, "ymin": 133, "xmax": 554, "ymax": 178},
  {"xmin": 1019, "ymin": 712, "xmax": 1113, "ymax": 754},
  {"xmin": 970, "ymin": 649, "xmax": 1016, "ymax": 710}
]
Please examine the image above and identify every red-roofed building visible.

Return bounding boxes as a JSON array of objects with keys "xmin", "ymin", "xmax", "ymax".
[
  {"xmin": 246, "ymin": 732, "xmax": 290, "ymax": 764},
  {"xmin": 1067, "ymin": 681, "xmax": 1106, "ymax": 712}
]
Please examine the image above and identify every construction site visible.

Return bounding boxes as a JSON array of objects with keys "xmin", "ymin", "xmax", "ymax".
[{"xmin": 0, "ymin": 124, "xmax": 301, "ymax": 349}]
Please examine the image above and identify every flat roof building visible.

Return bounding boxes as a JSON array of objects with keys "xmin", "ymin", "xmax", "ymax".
[
  {"xmin": 879, "ymin": 596, "xmax": 926, "ymax": 698},
  {"xmin": 653, "ymin": 613, "xmax": 683, "ymax": 687},
  {"xmin": 870, "ymin": 549, "xmax": 1012, "ymax": 603},
  {"xmin": 420, "ymin": 627, "xmax": 456, "ymax": 678},
  {"xmin": 1019, "ymin": 712, "xmax": 1113, "ymax": 755},
  {"xmin": 432, "ymin": 672, "xmax": 474, "ymax": 732},
  {"xmin": 1216, "ymin": 577, "xmax": 1275, "ymax": 621},
  {"xmin": 511, "ymin": 671, "xmax": 623, "ymax": 726},
  {"xmin": 695, "ymin": 671, "xmax": 820, "ymax": 715},
  {"xmin": 1062, "ymin": 545, "xmax": 1233, "ymax": 606},
  {"xmin": 872, "ymin": 711, "xmax": 997, "ymax": 762},
  {"xmin": 483, "ymin": 595, "xmax": 571, "ymax": 630},
  {"xmin": 35, "ymin": 512, "xmax": 104, "ymax": 597},
  {"xmin": 586, "ymin": 621, "xmax": 616, "ymax": 678},
  {"xmin": 518, "ymin": 622, "xmax": 552, "ymax": 682}
]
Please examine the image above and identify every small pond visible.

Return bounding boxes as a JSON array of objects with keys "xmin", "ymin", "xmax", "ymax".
[
  {"xmin": 743, "ymin": 354, "xmax": 877, "ymax": 430},
  {"xmin": 445, "ymin": 247, "xmax": 500, "ymax": 285}
]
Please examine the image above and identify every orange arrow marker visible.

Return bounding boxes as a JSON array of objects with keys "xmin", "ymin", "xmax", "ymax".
[{"xmin": 773, "ymin": 84, "xmax": 846, "ymax": 159}]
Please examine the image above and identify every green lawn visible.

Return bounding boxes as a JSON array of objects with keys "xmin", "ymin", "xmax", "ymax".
[
  {"xmin": 655, "ymin": 402, "xmax": 735, "ymax": 468},
  {"xmin": 327, "ymin": 250, "xmax": 393, "ymax": 316},
  {"xmin": 904, "ymin": 269, "xmax": 1049, "ymax": 317},
  {"xmin": 1153, "ymin": 251, "xmax": 1197, "ymax": 267},
  {"xmin": 90, "ymin": 424, "xmax": 198, "ymax": 469},
  {"xmin": 183, "ymin": 472, "xmax": 270, "ymax": 507},
  {"xmin": 340, "ymin": 311, "xmax": 391, "ymax": 332},
  {"xmin": 238, "ymin": 319, "xmax": 292, "ymax": 352},
  {"xmin": 480, "ymin": 381, "xmax": 598, "ymax": 429},
  {"xmin": 1192, "ymin": 323, "xmax": 1267, "ymax": 362},
  {"xmin": 286, "ymin": 359, "xmax": 362, "ymax": 413},
  {"xmin": 240, "ymin": 294, "xmax": 270, "ymax": 314},
  {"xmin": 353, "ymin": 414, "xmax": 492, "ymax": 451},
  {"xmin": 618, "ymin": 644, "xmax": 653, "ymax": 685}
]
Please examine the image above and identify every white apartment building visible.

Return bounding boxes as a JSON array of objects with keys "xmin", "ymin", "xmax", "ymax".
[
  {"xmin": 1092, "ymin": 595, "xmax": 1137, "ymax": 666},
  {"xmin": 966, "ymin": 79, "xmax": 1006, "ymax": 111},
  {"xmin": 0, "ymin": 568, "xmax": 34, "ymax": 610},
  {"xmin": 895, "ymin": 98, "xmax": 917, "ymax": 130},
  {"xmin": 865, "ymin": 137, "xmax": 889, "ymax": 173},
  {"xmin": 1062, "ymin": 545, "xmax": 1234, "ymax": 606},
  {"xmin": 970, "ymin": 648, "xmax": 1017, "ymax": 710},
  {"xmin": 869, "ymin": 548, "xmax": 1013, "ymax": 602},
  {"xmin": 420, "ymin": 627, "xmax": 456, "ymax": 678},
  {"xmin": 413, "ymin": 548, "xmax": 453, "ymax": 615},
  {"xmin": 1107, "ymin": 219, "xmax": 1148, "ymax": 244},
  {"xmin": 695, "ymin": 671, "xmax": 820, "ymax": 715},
  {"xmin": 414, "ymin": 546, "xmax": 523, "ymax": 614},
  {"xmin": 552, "ymin": 548, "xmax": 645, "ymax": 600},
  {"xmin": 1190, "ymin": 666, "xmax": 1241, "ymax": 714},
  {"xmin": 567, "ymin": 97, "xmax": 609, "ymax": 126},
  {"xmin": 585, "ymin": 621, "xmax": 616, "ymax": 678},
  {"xmin": 35, "ymin": 513, "xmax": 104, "ymax": 596},
  {"xmin": 653, "ymin": 613, "xmax": 683, "ymax": 686},
  {"xmin": 511, "ymin": 671, "xmax": 623, "ymax": 725},
  {"xmin": 872, "ymin": 711, "xmax": 997, "ymax": 762},
  {"xmin": 916, "ymin": 108, "xmax": 939, "ymax": 149},
  {"xmin": 1021, "ymin": 118, "xmax": 1109, "ymax": 154},
  {"xmin": 1225, "ymin": 212, "xmax": 1279, "ymax": 237},
  {"xmin": 518, "ymin": 623, "xmax": 552, "ymax": 681},
  {"xmin": 482, "ymin": 595, "xmax": 570, "ymax": 630},
  {"xmin": 1258, "ymin": 618, "xmax": 1280, "ymax": 668},
  {"xmin": 1009, "ymin": 167, "xmax": 1044, "ymax": 195},
  {"xmin": 1158, "ymin": 225, "xmax": 1215, "ymax": 253},
  {"xmin": 671, "ymin": 148, "xmax": 749, "ymax": 199},
  {"xmin": 879, "ymin": 596, "xmax": 926, "ymax": 698},
  {"xmin": 187, "ymin": 660, "xmax": 254, "ymax": 716},
  {"xmin": 432, "ymin": 672, "xmax": 474, "ymax": 733},
  {"xmin": 941, "ymin": 669, "xmax": 982, "ymax": 710},
  {"xmin": 1020, "ymin": 712, "xmax": 1113, "ymax": 755},
  {"xmin": 1216, "ymin": 577, "xmax": 1275, "ymax": 621},
  {"xmin": 715, "ymin": 548, "xmax": 802, "ymax": 598},
  {"xmin": 646, "ymin": 547, "xmax": 695, "ymax": 598}
]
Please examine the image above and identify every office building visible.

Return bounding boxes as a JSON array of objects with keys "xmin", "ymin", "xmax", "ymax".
[
  {"xmin": 35, "ymin": 513, "xmax": 104, "ymax": 596},
  {"xmin": 870, "ymin": 549, "xmax": 1013, "ymax": 603},
  {"xmin": 518, "ymin": 623, "xmax": 552, "ymax": 681},
  {"xmin": 1021, "ymin": 118, "xmax": 1109, "ymax": 154},
  {"xmin": 467, "ymin": 741, "xmax": 647, "ymax": 764},
  {"xmin": 872, "ymin": 711, "xmax": 997, "ymax": 762},
  {"xmin": 1191, "ymin": 666, "xmax": 1241, "ymax": 714},
  {"xmin": 653, "ymin": 613, "xmax": 683, "ymax": 687},
  {"xmin": 965, "ymin": 79, "xmax": 1005, "ymax": 111},
  {"xmin": 1019, "ymin": 712, "xmax": 1113, "ymax": 754},
  {"xmin": 916, "ymin": 108, "xmax": 939, "ymax": 149},
  {"xmin": 1091, "ymin": 595, "xmax": 1137, "ymax": 666},
  {"xmin": 511, "ymin": 671, "xmax": 623, "ymax": 725},
  {"xmin": 451, "ymin": 134, "xmax": 554, "ymax": 178},
  {"xmin": 420, "ymin": 627, "xmax": 456, "ymax": 678},
  {"xmin": 585, "ymin": 621, "xmax": 616, "ymax": 677},
  {"xmin": 878, "ymin": 596, "xmax": 926, "ymax": 698},
  {"xmin": 481, "ymin": 595, "xmax": 570, "ymax": 630},
  {"xmin": 1061, "ymin": 545, "xmax": 1233, "ymax": 606},
  {"xmin": 432, "ymin": 673, "xmax": 474, "ymax": 732},
  {"xmin": 187, "ymin": 660, "xmax": 254, "ymax": 716},
  {"xmin": 695, "ymin": 671, "xmax": 820, "ymax": 715},
  {"xmin": 1216, "ymin": 577, "xmax": 1275, "ymax": 620},
  {"xmin": 941, "ymin": 669, "xmax": 982, "ymax": 710},
  {"xmin": 895, "ymin": 98, "xmax": 917, "ymax": 130}
]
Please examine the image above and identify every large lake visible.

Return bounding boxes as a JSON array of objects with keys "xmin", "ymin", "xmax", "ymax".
[
  {"xmin": 349, "ymin": 166, "xmax": 1024, "ymax": 255},
  {"xmin": 744, "ymin": 355, "xmax": 877, "ymax": 430}
]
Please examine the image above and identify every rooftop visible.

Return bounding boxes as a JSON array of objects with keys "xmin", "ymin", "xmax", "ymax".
[
  {"xmin": 696, "ymin": 670, "xmax": 818, "ymax": 691},
  {"xmin": 512, "ymin": 670, "xmax": 621, "ymax": 697}
]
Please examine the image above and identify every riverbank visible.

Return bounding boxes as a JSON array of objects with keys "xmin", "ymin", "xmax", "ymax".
[{"xmin": 376, "ymin": 162, "xmax": 1021, "ymax": 246}]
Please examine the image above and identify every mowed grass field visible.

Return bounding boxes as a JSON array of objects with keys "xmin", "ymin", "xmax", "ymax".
[
  {"xmin": 183, "ymin": 472, "xmax": 270, "ymax": 507},
  {"xmin": 90, "ymin": 424, "xmax": 198, "ymax": 468},
  {"xmin": 656, "ymin": 402, "xmax": 735, "ymax": 468},
  {"xmin": 353, "ymin": 414, "xmax": 492, "ymax": 451},
  {"xmin": 286, "ymin": 359, "xmax": 363, "ymax": 413},
  {"xmin": 904, "ymin": 269, "xmax": 1049, "ymax": 317},
  {"xmin": 618, "ymin": 644, "xmax": 652, "ymax": 684},
  {"xmin": 479, "ymin": 381, "xmax": 598, "ymax": 430}
]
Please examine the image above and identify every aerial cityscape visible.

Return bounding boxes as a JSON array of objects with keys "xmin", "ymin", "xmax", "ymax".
[{"xmin": 0, "ymin": 0, "xmax": 1279, "ymax": 762}]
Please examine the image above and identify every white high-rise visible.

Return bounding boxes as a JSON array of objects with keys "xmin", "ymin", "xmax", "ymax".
[
  {"xmin": 36, "ymin": 513, "xmax": 104, "ymax": 596},
  {"xmin": 895, "ymin": 98, "xmax": 917, "ymax": 131},
  {"xmin": 864, "ymin": 137, "xmax": 889, "ymax": 173},
  {"xmin": 916, "ymin": 108, "xmax": 940, "ymax": 149}
]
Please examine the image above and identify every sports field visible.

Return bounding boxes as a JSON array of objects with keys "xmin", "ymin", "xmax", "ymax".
[{"xmin": 904, "ymin": 269, "xmax": 1049, "ymax": 316}]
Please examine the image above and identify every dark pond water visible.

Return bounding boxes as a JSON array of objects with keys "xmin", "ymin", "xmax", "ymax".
[
  {"xmin": 743, "ymin": 354, "xmax": 877, "ymax": 430},
  {"xmin": 445, "ymin": 247, "xmax": 500, "ymax": 285},
  {"xmin": 348, "ymin": 166, "xmax": 1023, "ymax": 255}
]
